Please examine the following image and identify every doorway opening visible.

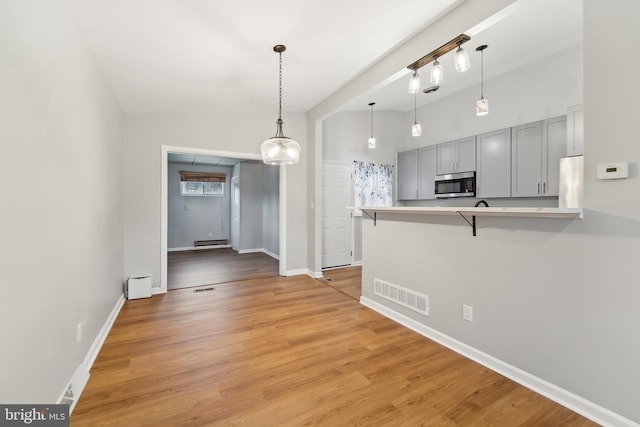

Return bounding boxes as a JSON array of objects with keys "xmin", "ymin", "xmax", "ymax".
[{"xmin": 161, "ymin": 145, "xmax": 286, "ymax": 292}]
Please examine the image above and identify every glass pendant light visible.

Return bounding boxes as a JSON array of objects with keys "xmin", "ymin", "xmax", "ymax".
[
  {"xmin": 475, "ymin": 45, "xmax": 489, "ymax": 116},
  {"xmin": 368, "ymin": 102, "xmax": 376, "ymax": 148},
  {"xmin": 408, "ymin": 69, "xmax": 421, "ymax": 94},
  {"xmin": 261, "ymin": 45, "xmax": 300, "ymax": 165},
  {"xmin": 411, "ymin": 93, "xmax": 421, "ymax": 137},
  {"xmin": 454, "ymin": 43, "xmax": 470, "ymax": 72},
  {"xmin": 430, "ymin": 57, "xmax": 443, "ymax": 85}
]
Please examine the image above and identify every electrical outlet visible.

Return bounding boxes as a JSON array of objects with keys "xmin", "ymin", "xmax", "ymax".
[
  {"xmin": 76, "ymin": 323, "xmax": 82, "ymax": 343},
  {"xmin": 462, "ymin": 305, "xmax": 473, "ymax": 322}
]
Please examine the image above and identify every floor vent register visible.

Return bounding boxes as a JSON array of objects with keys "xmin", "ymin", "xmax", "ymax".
[{"xmin": 373, "ymin": 277, "xmax": 429, "ymax": 316}]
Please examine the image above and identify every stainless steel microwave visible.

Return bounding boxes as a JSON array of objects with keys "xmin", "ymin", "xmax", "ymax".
[{"xmin": 435, "ymin": 171, "xmax": 476, "ymax": 198}]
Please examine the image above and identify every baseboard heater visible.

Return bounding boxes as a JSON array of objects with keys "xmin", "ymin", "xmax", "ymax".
[{"xmin": 194, "ymin": 239, "xmax": 228, "ymax": 246}]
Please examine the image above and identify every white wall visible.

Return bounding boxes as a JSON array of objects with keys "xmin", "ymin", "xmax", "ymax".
[
  {"xmin": 167, "ymin": 163, "xmax": 232, "ymax": 248},
  {"xmin": 323, "ymin": 110, "xmax": 403, "ymax": 166},
  {"xmin": 0, "ymin": 0, "xmax": 124, "ymax": 403},
  {"xmin": 237, "ymin": 162, "xmax": 264, "ymax": 251},
  {"xmin": 262, "ymin": 165, "xmax": 280, "ymax": 256},
  {"xmin": 124, "ymin": 112, "xmax": 306, "ymax": 284}
]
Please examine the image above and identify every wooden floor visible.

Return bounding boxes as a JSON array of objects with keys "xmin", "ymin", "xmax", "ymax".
[
  {"xmin": 168, "ymin": 248, "xmax": 279, "ymax": 289},
  {"xmin": 71, "ymin": 273, "xmax": 596, "ymax": 427},
  {"xmin": 318, "ymin": 266, "xmax": 362, "ymax": 301}
]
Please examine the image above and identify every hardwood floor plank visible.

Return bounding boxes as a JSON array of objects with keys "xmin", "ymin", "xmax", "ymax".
[
  {"xmin": 71, "ymin": 273, "xmax": 596, "ymax": 427},
  {"xmin": 318, "ymin": 266, "xmax": 362, "ymax": 301}
]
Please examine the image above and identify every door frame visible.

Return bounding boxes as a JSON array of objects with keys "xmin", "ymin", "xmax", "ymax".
[{"xmin": 160, "ymin": 145, "xmax": 287, "ymax": 292}]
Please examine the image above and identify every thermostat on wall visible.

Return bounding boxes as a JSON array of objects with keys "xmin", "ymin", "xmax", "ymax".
[{"xmin": 597, "ymin": 162, "xmax": 629, "ymax": 180}]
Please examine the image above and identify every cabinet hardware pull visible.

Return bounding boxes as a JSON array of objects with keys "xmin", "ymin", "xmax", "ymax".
[
  {"xmin": 537, "ymin": 183, "xmax": 540, "ymax": 194},
  {"xmin": 543, "ymin": 182, "xmax": 546, "ymax": 194}
]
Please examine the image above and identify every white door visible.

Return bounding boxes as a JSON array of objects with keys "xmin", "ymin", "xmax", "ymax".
[
  {"xmin": 322, "ymin": 163, "xmax": 352, "ymax": 268},
  {"xmin": 231, "ymin": 176, "xmax": 240, "ymax": 251}
]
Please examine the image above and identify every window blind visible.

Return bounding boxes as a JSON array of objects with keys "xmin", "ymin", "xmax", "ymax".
[{"xmin": 179, "ymin": 171, "xmax": 226, "ymax": 183}]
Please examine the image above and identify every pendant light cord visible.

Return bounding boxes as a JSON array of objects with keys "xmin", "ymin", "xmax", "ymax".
[
  {"xmin": 278, "ymin": 51, "xmax": 283, "ymax": 121},
  {"xmin": 370, "ymin": 104, "xmax": 374, "ymax": 138},
  {"xmin": 414, "ymin": 94, "xmax": 417, "ymax": 123},
  {"xmin": 480, "ymin": 49, "xmax": 484, "ymax": 98}
]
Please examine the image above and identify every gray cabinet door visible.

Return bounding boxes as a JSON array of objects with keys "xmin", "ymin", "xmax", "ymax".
[
  {"xmin": 437, "ymin": 137, "xmax": 476, "ymax": 174},
  {"xmin": 418, "ymin": 146, "xmax": 436, "ymax": 199},
  {"xmin": 397, "ymin": 150, "xmax": 418, "ymax": 200},
  {"xmin": 542, "ymin": 116, "xmax": 567, "ymax": 196},
  {"xmin": 477, "ymin": 128, "xmax": 511, "ymax": 198},
  {"xmin": 436, "ymin": 141, "xmax": 456, "ymax": 175},
  {"xmin": 511, "ymin": 121, "xmax": 542, "ymax": 197},
  {"xmin": 566, "ymin": 105, "xmax": 583, "ymax": 156},
  {"xmin": 456, "ymin": 136, "xmax": 476, "ymax": 173}
]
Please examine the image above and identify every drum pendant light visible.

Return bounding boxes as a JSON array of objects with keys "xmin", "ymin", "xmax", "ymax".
[{"xmin": 261, "ymin": 45, "xmax": 300, "ymax": 165}]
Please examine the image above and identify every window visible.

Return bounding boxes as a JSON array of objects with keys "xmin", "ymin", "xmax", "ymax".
[{"xmin": 179, "ymin": 171, "xmax": 226, "ymax": 197}]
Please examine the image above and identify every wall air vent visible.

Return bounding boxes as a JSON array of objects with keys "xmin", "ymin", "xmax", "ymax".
[{"xmin": 374, "ymin": 277, "xmax": 429, "ymax": 316}]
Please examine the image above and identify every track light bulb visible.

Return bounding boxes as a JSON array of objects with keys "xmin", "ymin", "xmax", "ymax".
[
  {"xmin": 455, "ymin": 46, "xmax": 470, "ymax": 72},
  {"xmin": 408, "ymin": 70, "xmax": 421, "ymax": 94},
  {"xmin": 430, "ymin": 58, "xmax": 442, "ymax": 84}
]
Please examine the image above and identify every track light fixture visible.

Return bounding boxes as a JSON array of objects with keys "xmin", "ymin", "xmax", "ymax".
[{"xmin": 406, "ymin": 34, "xmax": 470, "ymax": 87}]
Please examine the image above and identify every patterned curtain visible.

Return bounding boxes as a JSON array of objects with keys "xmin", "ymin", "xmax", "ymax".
[{"xmin": 353, "ymin": 161, "xmax": 394, "ymax": 207}]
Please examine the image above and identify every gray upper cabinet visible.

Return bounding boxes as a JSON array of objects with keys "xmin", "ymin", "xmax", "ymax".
[
  {"xmin": 477, "ymin": 128, "xmax": 511, "ymax": 198},
  {"xmin": 436, "ymin": 136, "xmax": 476, "ymax": 175},
  {"xmin": 542, "ymin": 116, "xmax": 567, "ymax": 196},
  {"xmin": 511, "ymin": 121, "xmax": 543, "ymax": 197},
  {"xmin": 397, "ymin": 149, "xmax": 418, "ymax": 200},
  {"xmin": 418, "ymin": 146, "xmax": 437, "ymax": 199},
  {"xmin": 511, "ymin": 117, "xmax": 567, "ymax": 198},
  {"xmin": 567, "ymin": 104, "xmax": 584, "ymax": 156}
]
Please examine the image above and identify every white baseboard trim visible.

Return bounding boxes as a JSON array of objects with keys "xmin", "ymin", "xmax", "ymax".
[
  {"xmin": 168, "ymin": 245, "xmax": 231, "ymax": 252},
  {"xmin": 238, "ymin": 248, "xmax": 264, "ymax": 254},
  {"xmin": 351, "ymin": 261, "xmax": 363, "ymax": 266},
  {"xmin": 360, "ymin": 296, "xmax": 637, "ymax": 427},
  {"xmin": 308, "ymin": 270, "xmax": 323, "ymax": 278},
  {"xmin": 151, "ymin": 287, "xmax": 167, "ymax": 295},
  {"xmin": 59, "ymin": 293, "xmax": 126, "ymax": 414},
  {"xmin": 82, "ymin": 293, "xmax": 125, "ymax": 373},
  {"xmin": 284, "ymin": 268, "xmax": 308, "ymax": 277},
  {"xmin": 262, "ymin": 248, "xmax": 280, "ymax": 261}
]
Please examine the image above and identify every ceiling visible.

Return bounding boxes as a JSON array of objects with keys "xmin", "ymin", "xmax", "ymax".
[
  {"xmin": 63, "ymin": 0, "xmax": 581, "ymax": 117},
  {"xmin": 63, "ymin": 0, "xmax": 464, "ymax": 114}
]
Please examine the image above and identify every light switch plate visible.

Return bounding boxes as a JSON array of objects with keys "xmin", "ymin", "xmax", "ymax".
[{"xmin": 462, "ymin": 304, "xmax": 473, "ymax": 322}]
